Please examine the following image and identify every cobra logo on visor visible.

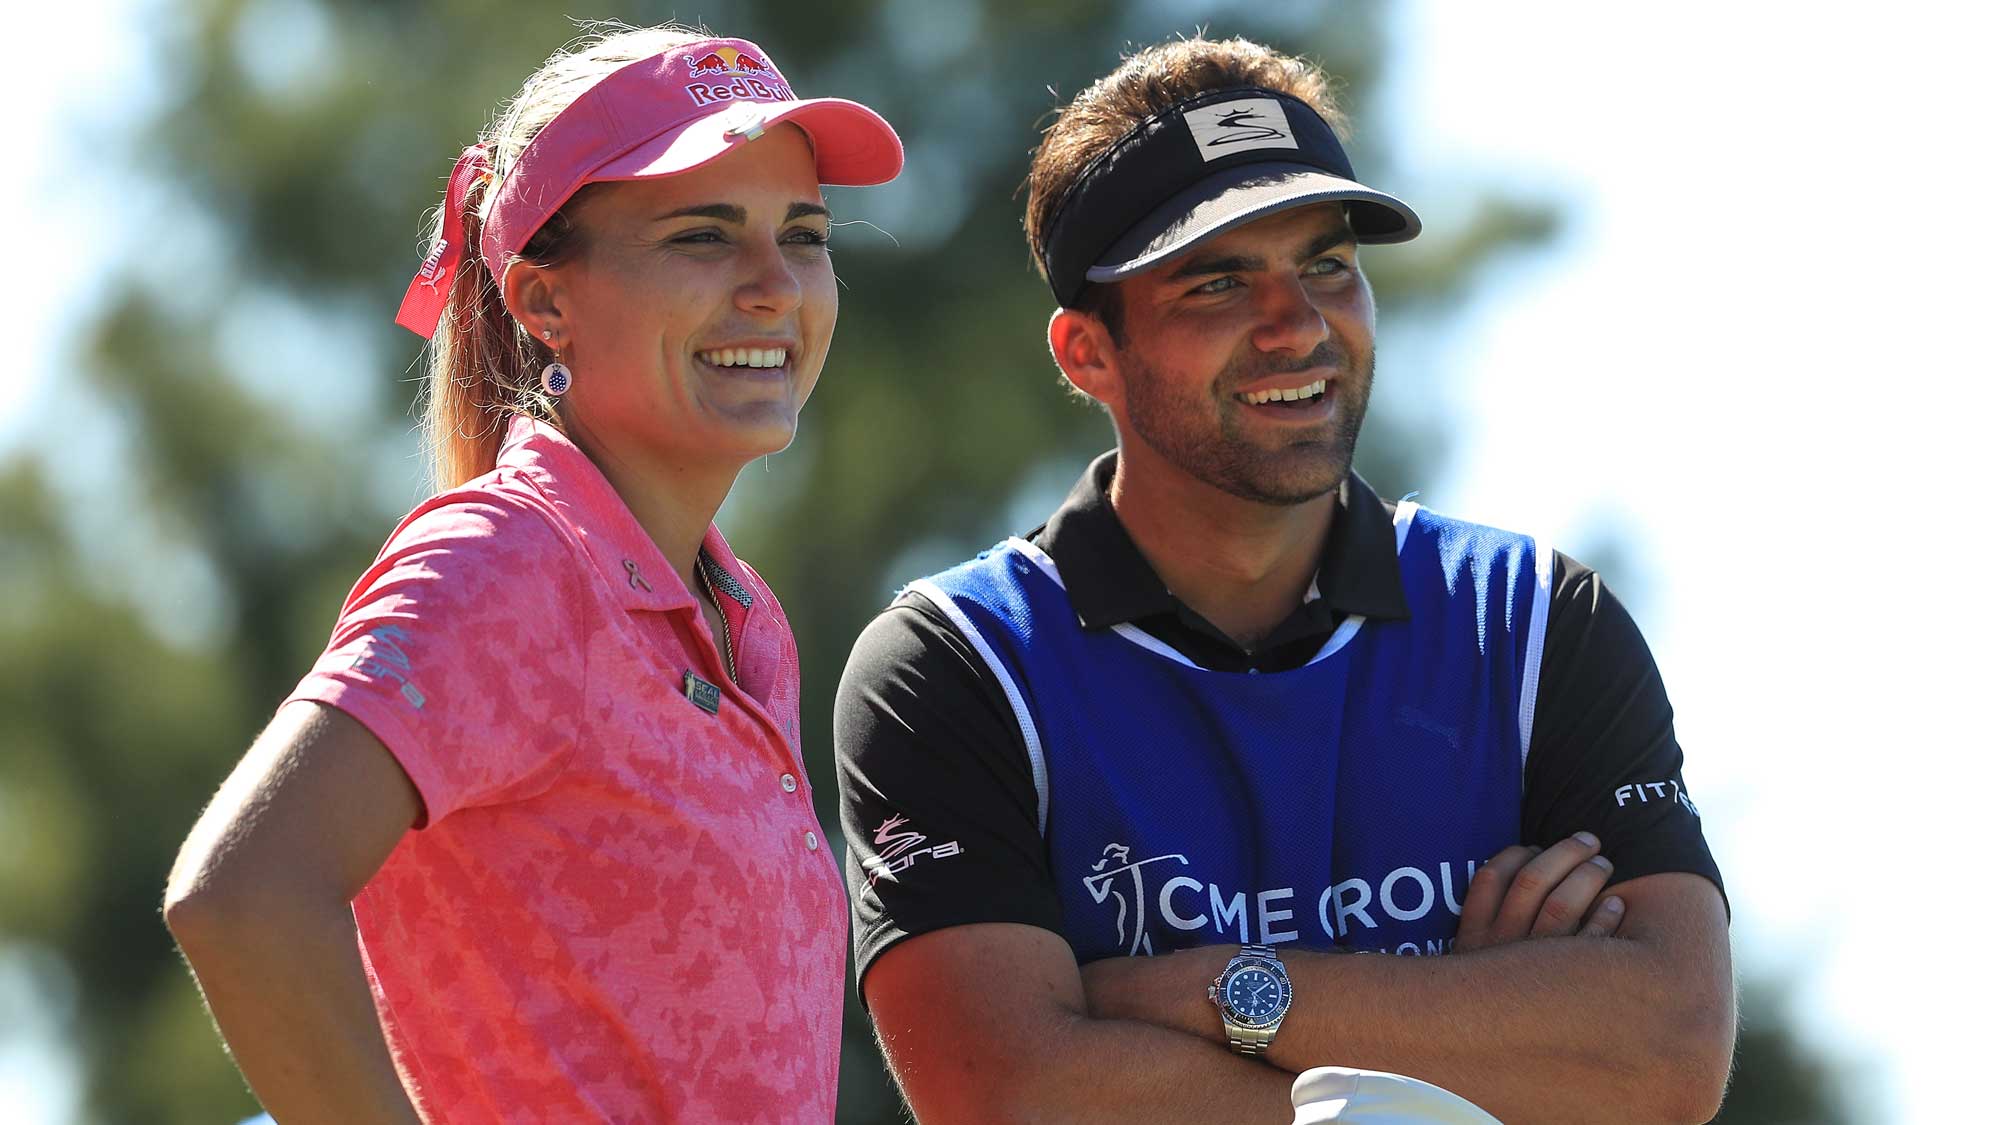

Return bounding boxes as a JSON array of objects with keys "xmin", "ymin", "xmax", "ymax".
[{"xmin": 1183, "ymin": 97, "xmax": 1300, "ymax": 161}]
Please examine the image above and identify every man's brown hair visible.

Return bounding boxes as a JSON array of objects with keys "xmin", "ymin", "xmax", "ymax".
[{"xmin": 1024, "ymin": 36, "xmax": 1352, "ymax": 324}]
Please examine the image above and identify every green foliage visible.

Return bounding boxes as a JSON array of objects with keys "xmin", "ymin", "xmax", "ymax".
[
  {"xmin": 1714, "ymin": 975, "xmax": 1863, "ymax": 1125},
  {"xmin": 2, "ymin": 0, "xmax": 1844, "ymax": 1121}
]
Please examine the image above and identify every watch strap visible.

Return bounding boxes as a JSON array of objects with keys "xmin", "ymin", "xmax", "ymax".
[{"xmin": 1226, "ymin": 1023, "xmax": 1278, "ymax": 1056}]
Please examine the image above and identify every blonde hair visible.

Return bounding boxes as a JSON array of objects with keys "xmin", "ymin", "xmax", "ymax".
[{"xmin": 419, "ymin": 21, "xmax": 709, "ymax": 489}]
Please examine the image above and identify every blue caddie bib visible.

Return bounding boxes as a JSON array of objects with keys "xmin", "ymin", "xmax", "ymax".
[{"xmin": 911, "ymin": 502, "xmax": 1550, "ymax": 962}]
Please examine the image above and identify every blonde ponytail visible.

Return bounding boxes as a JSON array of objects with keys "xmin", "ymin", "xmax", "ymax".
[{"xmin": 417, "ymin": 21, "xmax": 708, "ymax": 490}]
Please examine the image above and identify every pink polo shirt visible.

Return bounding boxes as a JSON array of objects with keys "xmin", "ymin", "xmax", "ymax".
[{"xmin": 287, "ymin": 416, "xmax": 845, "ymax": 1123}]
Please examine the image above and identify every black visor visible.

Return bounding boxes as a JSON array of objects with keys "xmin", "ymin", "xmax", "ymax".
[{"xmin": 1041, "ymin": 88, "xmax": 1420, "ymax": 306}]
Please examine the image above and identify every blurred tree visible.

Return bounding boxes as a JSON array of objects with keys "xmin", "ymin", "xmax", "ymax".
[
  {"xmin": 0, "ymin": 0, "xmax": 1848, "ymax": 1121},
  {"xmin": 1712, "ymin": 974, "xmax": 1863, "ymax": 1125}
]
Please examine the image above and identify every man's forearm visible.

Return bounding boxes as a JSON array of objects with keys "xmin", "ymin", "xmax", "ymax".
[
  {"xmin": 886, "ymin": 1005, "xmax": 1294, "ymax": 1124},
  {"xmin": 865, "ymin": 923, "xmax": 1296, "ymax": 1125},
  {"xmin": 1083, "ymin": 877, "xmax": 1733, "ymax": 1125},
  {"xmin": 1275, "ymin": 927, "xmax": 1729, "ymax": 1123}
]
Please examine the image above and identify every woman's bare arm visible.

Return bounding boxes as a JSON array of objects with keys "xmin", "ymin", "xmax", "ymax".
[{"xmin": 164, "ymin": 701, "xmax": 426, "ymax": 1125}]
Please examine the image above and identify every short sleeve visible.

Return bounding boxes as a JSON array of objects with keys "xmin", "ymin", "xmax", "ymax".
[
  {"xmin": 834, "ymin": 595, "xmax": 1065, "ymax": 988},
  {"xmin": 1520, "ymin": 553, "xmax": 1726, "ymax": 908},
  {"xmin": 286, "ymin": 491, "xmax": 591, "ymax": 826}
]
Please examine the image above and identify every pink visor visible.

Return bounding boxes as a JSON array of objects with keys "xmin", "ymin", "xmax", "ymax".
[{"xmin": 397, "ymin": 37, "xmax": 904, "ymax": 338}]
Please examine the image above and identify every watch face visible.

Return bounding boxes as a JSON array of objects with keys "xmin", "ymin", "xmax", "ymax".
[{"xmin": 1223, "ymin": 964, "xmax": 1291, "ymax": 1026}]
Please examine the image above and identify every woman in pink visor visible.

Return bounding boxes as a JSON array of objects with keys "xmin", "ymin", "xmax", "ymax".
[{"xmin": 164, "ymin": 23, "xmax": 901, "ymax": 1123}]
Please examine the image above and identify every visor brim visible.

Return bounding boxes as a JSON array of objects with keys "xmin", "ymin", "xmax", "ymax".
[
  {"xmin": 1085, "ymin": 164, "xmax": 1420, "ymax": 284},
  {"xmin": 596, "ymin": 96, "xmax": 904, "ymax": 187}
]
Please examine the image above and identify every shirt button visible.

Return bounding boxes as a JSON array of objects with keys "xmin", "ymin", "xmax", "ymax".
[
  {"xmin": 781, "ymin": 773, "xmax": 798, "ymax": 793},
  {"xmin": 805, "ymin": 831, "xmax": 820, "ymax": 851}
]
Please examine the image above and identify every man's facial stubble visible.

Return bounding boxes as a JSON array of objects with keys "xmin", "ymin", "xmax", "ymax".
[{"xmin": 1118, "ymin": 338, "xmax": 1373, "ymax": 506}]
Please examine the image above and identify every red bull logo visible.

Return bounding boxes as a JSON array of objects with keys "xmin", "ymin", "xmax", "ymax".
[
  {"xmin": 684, "ymin": 45, "xmax": 792, "ymax": 106},
  {"xmin": 686, "ymin": 46, "xmax": 773, "ymax": 77}
]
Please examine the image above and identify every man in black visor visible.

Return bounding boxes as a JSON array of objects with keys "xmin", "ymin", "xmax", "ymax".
[{"xmin": 837, "ymin": 36, "xmax": 1734, "ymax": 1124}]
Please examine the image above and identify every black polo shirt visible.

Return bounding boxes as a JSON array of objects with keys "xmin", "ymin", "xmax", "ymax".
[{"xmin": 834, "ymin": 452, "xmax": 1723, "ymax": 983}]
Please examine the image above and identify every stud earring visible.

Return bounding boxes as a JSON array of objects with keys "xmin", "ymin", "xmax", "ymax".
[{"xmin": 539, "ymin": 329, "xmax": 571, "ymax": 398}]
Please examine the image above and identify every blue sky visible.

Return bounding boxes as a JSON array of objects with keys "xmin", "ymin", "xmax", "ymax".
[{"xmin": 8, "ymin": 2, "xmax": 1998, "ymax": 1120}]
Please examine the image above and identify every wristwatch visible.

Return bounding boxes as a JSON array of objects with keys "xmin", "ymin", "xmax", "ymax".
[{"xmin": 1208, "ymin": 943, "xmax": 1293, "ymax": 1057}]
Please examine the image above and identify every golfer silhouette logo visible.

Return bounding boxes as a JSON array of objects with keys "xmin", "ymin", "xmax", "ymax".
[{"xmin": 1082, "ymin": 843, "xmax": 1189, "ymax": 956}]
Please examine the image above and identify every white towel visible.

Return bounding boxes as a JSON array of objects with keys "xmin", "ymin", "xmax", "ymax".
[{"xmin": 1291, "ymin": 1066, "xmax": 1503, "ymax": 1124}]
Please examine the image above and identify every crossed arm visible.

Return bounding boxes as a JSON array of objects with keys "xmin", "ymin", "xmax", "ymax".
[{"xmin": 862, "ymin": 836, "xmax": 1734, "ymax": 1124}]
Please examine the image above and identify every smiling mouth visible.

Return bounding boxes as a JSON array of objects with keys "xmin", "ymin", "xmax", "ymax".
[
  {"xmin": 697, "ymin": 347, "xmax": 789, "ymax": 369},
  {"xmin": 1235, "ymin": 378, "xmax": 1328, "ymax": 408}
]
